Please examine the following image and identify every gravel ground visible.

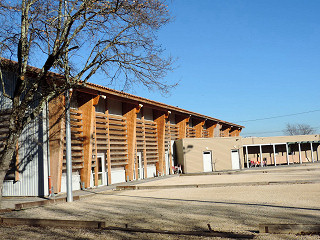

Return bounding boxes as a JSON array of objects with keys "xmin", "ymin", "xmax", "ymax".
[{"xmin": 0, "ymin": 165, "xmax": 320, "ymax": 239}]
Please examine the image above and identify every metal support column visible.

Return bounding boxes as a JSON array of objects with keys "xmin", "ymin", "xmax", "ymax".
[
  {"xmin": 286, "ymin": 143, "xmax": 290, "ymax": 165},
  {"xmin": 65, "ymin": 90, "xmax": 73, "ymax": 202},
  {"xmin": 298, "ymin": 142, "xmax": 302, "ymax": 164},
  {"xmin": 259, "ymin": 145, "xmax": 263, "ymax": 167},
  {"xmin": 273, "ymin": 144, "xmax": 277, "ymax": 166},
  {"xmin": 245, "ymin": 146, "xmax": 249, "ymax": 168},
  {"xmin": 310, "ymin": 142, "xmax": 314, "ymax": 163}
]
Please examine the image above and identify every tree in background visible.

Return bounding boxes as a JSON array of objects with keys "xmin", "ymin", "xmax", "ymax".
[
  {"xmin": 283, "ymin": 123, "xmax": 315, "ymax": 136},
  {"xmin": 0, "ymin": 0, "xmax": 174, "ymax": 202}
]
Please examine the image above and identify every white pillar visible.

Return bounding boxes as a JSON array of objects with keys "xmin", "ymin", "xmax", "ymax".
[
  {"xmin": 310, "ymin": 142, "xmax": 314, "ymax": 163},
  {"xmin": 259, "ymin": 145, "xmax": 263, "ymax": 167},
  {"xmin": 286, "ymin": 143, "xmax": 290, "ymax": 165},
  {"xmin": 245, "ymin": 146, "xmax": 249, "ymax": 168},
  {"xmin": 65, "ymin": 89, "xmax": 73, "ymax": 202},
  {"xmin": 298, "ymin": 143, "xmax": 302, "ymax": 164},
  {"xmin": 273, "ymin": 144, "xmax": 277, "ymax": 166}
]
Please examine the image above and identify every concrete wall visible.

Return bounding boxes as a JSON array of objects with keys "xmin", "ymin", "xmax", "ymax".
[
  {"xmin": 176, "ymin": 134, "xmax": 320, "ymax": 174},
  {"xmin": 176, "ymin": 137, "xmax": 243, "ymax": 173}
]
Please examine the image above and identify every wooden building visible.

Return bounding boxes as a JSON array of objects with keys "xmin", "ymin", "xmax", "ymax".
[{"xmin": 0, "ymin": 61, "xmax": 243, "ymax": 196}]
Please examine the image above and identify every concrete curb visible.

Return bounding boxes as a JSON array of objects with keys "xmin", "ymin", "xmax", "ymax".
[
  {"xmin": 182, "ymin": 167, "xmax": 319, "ymax": 177},
  {"xmin": 116, "ymin": 180, "xmax": 320, "ymax": 190}
]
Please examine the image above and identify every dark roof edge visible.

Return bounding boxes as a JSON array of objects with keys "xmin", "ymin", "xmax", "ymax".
[
  {"xmin": 0, "ymin": 58, "xmax": 244, "ymax": 129},
  {"xmin": 84, "ymin": 82, "xmax": 244, "ymax": 129}
]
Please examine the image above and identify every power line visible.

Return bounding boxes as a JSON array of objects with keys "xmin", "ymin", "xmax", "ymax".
[
  {"xmin": 237, "ymin": 109, "xmax": 320, "ymax": 123},
  {"xmin": 242, "ymin": 125, "xmax": 320, "ymax": 136}
]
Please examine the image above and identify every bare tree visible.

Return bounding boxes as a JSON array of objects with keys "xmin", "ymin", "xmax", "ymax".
[
  {"xmin": 283, "ymin": 123, "xmax": 315, "ymax": 136},
  {"xmin": 0, "ymin": 0, "xmax": 174, "ymax": 201}
]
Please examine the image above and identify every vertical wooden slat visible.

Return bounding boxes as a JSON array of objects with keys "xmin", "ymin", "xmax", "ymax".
[
  {"xmin": 176, "ymin": 116, "xmax": 189, "ymax": 139},
  {"xmin": 154, "ymin": 111, "xmax": 166, "ymax": 175},
  {"xmin": 167, "ymin": 120, "xmax": 173, "ymax": 174},
  {"xmin": 142, "ymin": 115, "xmax": 148, "ymax": 178},
  {"xmin": 123, "ymin": 103, "xmax": 138, "ymax": 181},
  {"xmin": 195, "ymin": 120, "xmax": 205, "ymax": 138},
  {"xmin": 49, "ymin": 94, "xmax": 65, "ymax": 193},
  {"xmin": 206, "ymin": 122, "xmax": 217, "ymax": 138},
  {"xmin": 78, "ymin": 94, "xmax": 96, "ymax": 188},
  {"xmin": 93, "ymin": 117, "xmax": 98, "ymax": 186},
  {"xmin": 106, "ymin": 108, "xmax": 112, "ymax": 184}
]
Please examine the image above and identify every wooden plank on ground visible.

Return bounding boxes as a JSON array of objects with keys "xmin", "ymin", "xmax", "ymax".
[
  {"xmin": 259, "ymin": 224, "xmax": 320, "ymax": 234},
  {"xmin": 0, "ymin": 217, "xmax": 106, "ymax": 229},
  {"xmin": 14, "ymin": 196, "xmax": 80, "ymax": 210}
]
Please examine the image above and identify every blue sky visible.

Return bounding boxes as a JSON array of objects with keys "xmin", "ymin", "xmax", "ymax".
[{"xmin": 96, "ymin": 0, "xmax": 320, "ymax": 137}]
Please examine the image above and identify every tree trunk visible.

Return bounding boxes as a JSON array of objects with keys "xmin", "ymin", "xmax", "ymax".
[
  {"xmin": 0, "ymin": 145, "xmax": 17, "ymax": 208},
  {"xmin": 0, "ymin": 168, "xmax": 7, "ymax": 208}
]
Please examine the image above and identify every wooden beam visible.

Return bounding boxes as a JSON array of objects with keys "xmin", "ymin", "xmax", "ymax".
[
  {"xmin": 206, "ymin": 122, "xmax": 217, "ymax": 138},
  {"xmin": 123, "ymin": 103, "xmax": 138, "ymax": 181},
  {"xmin": 229, "ymin": 127, "xmax": 242, "ymax": 137},
  {"xmin": 0, "ymin": 217, "xmax": 106, "ymax": 229},
  {"xmin": 92, "ymin": 95, "xmax": 100, "ymax": 106},
  {"xmin": 105, "ymin": 99, "xmax": 112, "ymax": 184},
  {"xmin": 49, "ymin": 94, "xmax": 65, "ymax": 193},
  {"xmin": 141, "ymin": 111, "xmax": 148, "ymax": 178},
  {"xmin": 194, "ymin": 120, "xmax": 205, "ymax": 138},
  {"xmin": 154, "ymin": 110, "xmax": 166, "ymax": 175},
  {"xmin": 78, "ymin": 93, "xmax": 96, "ymax": 188},
  {"xmin": 176, "ymin": 115, "xmax": 189, "ymax": 139},
  {"xmin": 259, "ymin": 224, "xmax": 320, "ymax": 234},
  {"xmin": 220, "ymin": 126, "xmax": 231, "ymax": 137}
]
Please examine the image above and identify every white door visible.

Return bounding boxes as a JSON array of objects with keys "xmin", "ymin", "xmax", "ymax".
[
  {"xmin": 231, "ymin": 150, "xmax": 240, "ymax": 170},
  {"xmin": 165, "ymin": 151, "xmax": 170, "ymax": 175},
  {"xmin": 203, "ymin": 151, "xmax": 213, "ymax": 172},
  {"xmin": 97, "ymin": 154, "xmax": 107, "ymax": 186},
  {"xmin": 137, "ymin": 152, "xmax": 144, "ymax": 180}
]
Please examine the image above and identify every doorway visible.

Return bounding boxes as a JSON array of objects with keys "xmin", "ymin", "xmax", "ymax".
[
  {"xmin": 137, "ymin": 152, "xmax": 144, "ymax": 180},
  {"xmin": 231, "ymin": 150, "xmax": 240, "ymax": 170},
  {"xmin": 203, "ymin": 151, "xmax": 213, "ymax": 172},
  {"xmin": 97, "ymin": 154, "xmax": 107, "ymax": 186}
]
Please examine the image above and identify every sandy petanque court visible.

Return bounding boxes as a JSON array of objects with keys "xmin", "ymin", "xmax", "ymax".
[{"xmin": 0, "ymin": 164, "xmax": 320, "ymax": 239}]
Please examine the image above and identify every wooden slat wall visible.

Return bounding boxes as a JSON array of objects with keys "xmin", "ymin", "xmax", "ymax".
[
  {"xmin": 165, "ymin": 122, "xmax": 179, "ymax": 151},
  {"xmin": 94, "ymin": 112, "xmax": 128, "ymax": 167},
  {"xmin": 202, "ymin": 129, "xmax": 209, "ymax": 138},
  {"xmin": 143, "ymin": 119, "xmax": 159, "ymax": 164},
  {"xmin": 136, "ymin": 119, "xmax": 145, "ymax": 152},
  {"xmin": 136, "ymin": 119, "xmax": 159, "ymax": 165},
  {"xmin": 108, "ymin": 114, "xmax": 128, "ymax": 167},
  {"xmin": 186, "ymin": 126, "xmax": 196, "ymax": 138},
  {"xmin": 63, "ymin": 108, "xmax": 84, "ymax": 170},
  {"xmin": 94, "ymin": 112, "xmax": 108, "ymax": 156}
]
